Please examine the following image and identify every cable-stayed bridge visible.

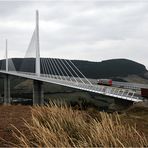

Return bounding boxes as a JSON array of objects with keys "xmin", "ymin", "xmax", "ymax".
[{"xmin": 0, "ymin": 11, "xmax": 144, "ymax": 105}]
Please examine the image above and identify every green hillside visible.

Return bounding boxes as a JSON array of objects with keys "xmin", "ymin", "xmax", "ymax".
[
  {"xmin": 0, "ymin": 58, "xmax": 147, "ymax": 79},
  {"xmin": 72, "ymin": 59, "xmax": 147, "ymax": 79}
]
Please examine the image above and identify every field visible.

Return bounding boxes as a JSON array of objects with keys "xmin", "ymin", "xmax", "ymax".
[{"xmin": 0, "ymin": 103, "xmax": 147, "ymax": 147}]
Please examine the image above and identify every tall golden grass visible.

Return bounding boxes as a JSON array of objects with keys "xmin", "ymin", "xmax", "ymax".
[{"xmin": 13, "ymin": 102, "xmax": 148, "ymax": 147}]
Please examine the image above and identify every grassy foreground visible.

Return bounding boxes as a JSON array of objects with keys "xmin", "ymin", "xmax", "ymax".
[{"xmin": 12, "ymin": 103, "xmax": 148, "ymax": 147}]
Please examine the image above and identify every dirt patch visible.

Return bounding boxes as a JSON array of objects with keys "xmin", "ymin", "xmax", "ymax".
[{"xmin": 0, "ymin": 105, "xmax": 31, "ymax": 147}]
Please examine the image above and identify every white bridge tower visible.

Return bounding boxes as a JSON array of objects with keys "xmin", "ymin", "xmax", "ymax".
[{"xmin": 35, "ymin": 10, "xmax": 40, "ymax": 76}]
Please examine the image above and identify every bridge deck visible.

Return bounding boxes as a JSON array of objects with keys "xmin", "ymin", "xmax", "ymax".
[{"xmin": 0, "ymin": 70, "xmax": 143, "ymax": 102}]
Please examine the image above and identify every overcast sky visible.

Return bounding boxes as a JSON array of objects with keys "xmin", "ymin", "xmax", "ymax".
[{"xmin": 0, "ymin": 0, "xmax": 148, "ymax": 69}]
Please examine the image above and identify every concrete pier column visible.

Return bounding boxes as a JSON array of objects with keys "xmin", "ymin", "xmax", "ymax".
[
  {"xmin": 4, "ymin": 74, "xmax": 11, "ymax": 104},
  {"xmin": 33, "ymin": 80, "xmax": 44, "ymax": 105}
]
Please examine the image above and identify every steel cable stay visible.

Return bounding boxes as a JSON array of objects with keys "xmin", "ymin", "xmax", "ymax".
[
  {"xmin": 43, "ymin": 58, "xmax": 52, "ymax": 79},
  {"xmin": 49, "ymin": 58, "xmax": 62, "ymax": 80},
  {"xmin": 63, "ymin": 59, "xmax": 85, "ymax": 84},
  {"xmin": 68, "ymin": 60, "xmax": 92, "ymax": 85},
  {"xmin": 8, "ymin": 58, "xmax": 16, "ymax": 72},
  {"xmin": 45, "ymin": 58, "xmax": 54, "ymax": 79},
  {"xmin": 56, "ymin": 58, "xmax": 73, "ymax": 82},
  {"xmin": 47, "ymin": 58, "xmax": 58, "ymax": 79},
  {"xmin": 52, "ymin": 58, "xmax": 67, "ymax": 81},
  {"xmin": 58, "ymin": 59, "xmax": 79, "ymax": 84},
  {"xmin": 41, "ymin": 58, "xmax": 47, "ymax": 77},
  {"xmin": 19, "ymin": 30, "xmax": 36, "ymax": 73}
]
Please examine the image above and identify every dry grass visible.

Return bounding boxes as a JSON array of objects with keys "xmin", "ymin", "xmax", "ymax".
[{"xmin": 13, "ymin": 102, "xmax": 148, "ymax": 147}]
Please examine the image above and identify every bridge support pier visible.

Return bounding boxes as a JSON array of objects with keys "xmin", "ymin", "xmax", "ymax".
[
  {"xmin": 33, "ymin": 80, "xmax": 44, "ymax": 105},
  {"xmin": 4, "ymin": 74, "xmax": 11, "ymax": 104}
]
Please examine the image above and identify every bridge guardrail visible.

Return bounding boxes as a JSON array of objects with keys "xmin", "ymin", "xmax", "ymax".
[{"xmin": 0, "ymin": 70, "xmax": 143, "ymax": 102}]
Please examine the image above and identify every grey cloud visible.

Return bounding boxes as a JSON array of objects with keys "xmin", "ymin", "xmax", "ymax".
[{"xmin": 0, "ymin": 1, "xmax": 148, "ymax": 68}]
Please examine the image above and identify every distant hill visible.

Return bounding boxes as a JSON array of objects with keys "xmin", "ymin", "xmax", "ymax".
[
  {"xmin": 0, "ymin": 58, "xmax": 147, "ymax": 79},
  {"xmin": 72, "ymin": 59, "xmax": 147, "ymax": 79}
]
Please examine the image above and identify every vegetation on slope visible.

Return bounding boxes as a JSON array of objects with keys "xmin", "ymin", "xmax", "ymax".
[
  {"xmin": 0, "ymin": 58, "xmax": 147, "ymax": 79},
  {"xmin": 73, "ymin": 58, "xmax": 147, "ymax": 78},
  {"xmin": 12, "ymin": 102, "xmax": 148, "ymax": 147}
]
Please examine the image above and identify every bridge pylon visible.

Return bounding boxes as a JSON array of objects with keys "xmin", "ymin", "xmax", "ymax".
[
  {"xmin": 33, "ymin": 10, "xmax": 44, "ymax": 105},
  {"xmin": 5, "ymin": 39, "xmax": 8, "ymax": 72},
  {"xmin": 35, "ymin": 10, "xmax": 40, "ymax": 77},
  {"xmin": 4, "ymin": 40, "xmax": 11, "ymax": 104}
]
